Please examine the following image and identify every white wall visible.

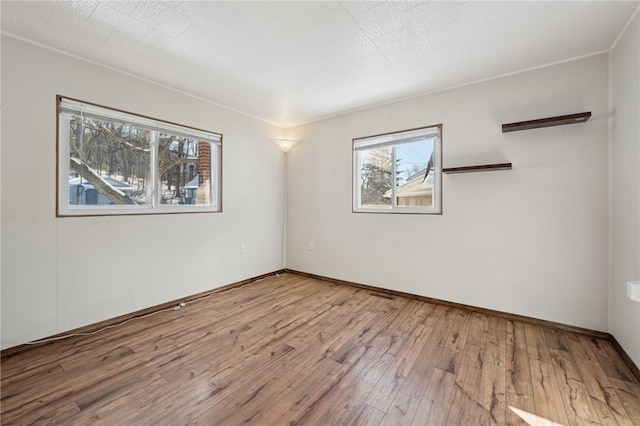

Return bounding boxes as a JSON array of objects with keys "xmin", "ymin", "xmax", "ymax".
[
  {"xmin": 610, "ymin": 12, "xmax": 640, "ymax": 366},
  {"xmin": 1, "ymin": 37, "xmax": 285, "ymax": 349},
  {"xmin": 3, "ymin": 32, "xmax": 632, "ymax": 353},
  {"xmin": 287, "ymin": 54, "xmax": 610, "ymax": 331}
]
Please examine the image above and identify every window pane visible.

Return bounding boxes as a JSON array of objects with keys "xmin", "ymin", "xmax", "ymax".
[
  {"xmin": 353, "ymin": 124, "xmax": 441, "ymax": 214},
  {"xmin": 395, "ymin": 139, "xmax": 434, "ymax": 207},
  {"xmin": 358, "ymin": 146, "xmax": 393, "ymax": 208},
  {"xmin": 158, "ymin": 136, "xmax": 213, "ymax": 206},
  {"xmin": 67, "ymin": 114, "xmax": 151, "ymax": 207},
  {"xmin": 58, "ymin": 97, "xmax": 222, "ymax": 216}
]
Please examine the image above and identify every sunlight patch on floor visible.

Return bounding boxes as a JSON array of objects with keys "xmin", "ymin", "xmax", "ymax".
[{"xmin": 509, "ymin": 406, "xmax": 565, "ymax": 426}]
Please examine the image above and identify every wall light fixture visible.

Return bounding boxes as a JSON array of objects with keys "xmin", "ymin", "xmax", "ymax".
[{"xmin": 273, "ymin": 138, "xmax": 299, "ymax": 153}]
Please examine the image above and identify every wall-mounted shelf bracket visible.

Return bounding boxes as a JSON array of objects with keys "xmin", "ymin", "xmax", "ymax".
[
  {"xmin": 443, "ymin": 163, "xmax": 512, "ymax": 174},
  {"xmin": 502, "ymin": 112, "xmax": 591, "ymax": 133}
]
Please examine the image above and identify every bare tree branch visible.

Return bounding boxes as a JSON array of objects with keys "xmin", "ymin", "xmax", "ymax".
[
  {"xmin": 69, "ymin": 158, "xmax": 135, "ymax": 205},
  {"xmin": 158, "ymin": 157, "xmax": 196, "ymax": 177},
  {"xmin": 96, "ymin": 123, "xmax": 150, "ymax": 152}
]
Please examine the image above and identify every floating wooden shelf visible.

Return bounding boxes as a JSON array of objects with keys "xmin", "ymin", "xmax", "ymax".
[
  {"xmin": 502, "ymin": 112, "xmax": 591, "ymax": 133},
  {"xmin": 443, "ymin": 163, "xmax": 512, "ymax": 174}
]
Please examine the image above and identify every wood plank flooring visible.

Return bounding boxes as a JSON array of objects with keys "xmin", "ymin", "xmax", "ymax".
[{"xmin": 2, "ymin": 273, "xmax": 639, "ymax": 425}]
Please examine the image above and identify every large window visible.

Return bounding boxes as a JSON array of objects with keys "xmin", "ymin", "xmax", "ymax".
[
  {"xmin": 57, "ymin": 96, "xmax": 221, "ymax": 216},
  {"xmin": 353, "ymin": 125, "xmax": 442, "ymax": 214}
]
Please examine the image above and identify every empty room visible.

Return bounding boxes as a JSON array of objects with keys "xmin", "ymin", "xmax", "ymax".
[{"xmin": 1, "ymin": 1, "xmax": 639, "ymax": 424}]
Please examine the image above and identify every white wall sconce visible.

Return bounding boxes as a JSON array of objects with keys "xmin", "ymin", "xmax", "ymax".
[{"xmin": 273, "ymin": 138, "xmax": 299, "ymax": 153}]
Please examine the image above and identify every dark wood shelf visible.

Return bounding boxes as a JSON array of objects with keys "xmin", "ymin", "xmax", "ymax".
[
  {"xmin": 443, "ymin": 163, "xmax": 512, "ymax": 174},
  {"xmin": 502, "ymin": 111, "xmax": 591, "ymax": 133}
]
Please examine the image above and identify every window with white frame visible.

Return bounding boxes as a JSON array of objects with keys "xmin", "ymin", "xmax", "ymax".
[
  {"xmin": 353, "ymin": 125, "xmax": 442, "ymax": 214},
  {"xmin": 57, "ymin": 96, "xmax": 221, "ymax": 216}
]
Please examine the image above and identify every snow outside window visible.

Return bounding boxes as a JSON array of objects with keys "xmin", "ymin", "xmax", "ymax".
[{"xmin": 57, "ymin": 96, "xmax": 222, "ymax": 216}]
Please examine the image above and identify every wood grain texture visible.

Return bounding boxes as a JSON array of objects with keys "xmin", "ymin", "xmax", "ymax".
[
  {"xmin": 501, "ymin": 111, "xmax": 591, "ymax": 132},
  {"xmin": 442, "ymin": 163, "xmax": 512, "ymax": 174},
  {"xmin": 2, "ymin": 273, "xmax": 639, "ymax": 425}
]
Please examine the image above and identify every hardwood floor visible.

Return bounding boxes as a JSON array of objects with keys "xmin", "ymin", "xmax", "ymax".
[{"xmin": 2, "ymin": 273, "xmax": 639, "ymax": 425}]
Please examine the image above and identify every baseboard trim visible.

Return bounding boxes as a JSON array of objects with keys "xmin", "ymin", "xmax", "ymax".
[
  {"xmin": 1, "ymin": 269, "xmax": 286, "ymax": 360},
  {"xmin": 5, "ymin": 268, "xmax": 638, "ymax": 384},
  {"xmin": 609, "ymin": 336, "xmax": 640, "ymax": 385},
  {"xmin": 287, "ymin": 269, "xmax": 609, "ymax": 337},
  {"xmin": 286, "ymin": 269, "xmax": 640, "ymax": 383}
]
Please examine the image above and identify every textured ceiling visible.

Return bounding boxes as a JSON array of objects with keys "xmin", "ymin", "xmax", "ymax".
[{"xmin": 2, "ymin": 1, "xmax": 638, "ymax": 127}]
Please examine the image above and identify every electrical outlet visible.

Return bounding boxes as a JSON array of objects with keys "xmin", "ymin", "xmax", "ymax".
[
  {"xmin": 240, "ymin": 245, "xmax": 246, "ymax": 254},
  {"xmin": 628, "ymin": 281, "xmax": 640, "ymax": 302},
  {"xmin": 308, "ymin": 242, "xmax": 314, "ymax": 250}
]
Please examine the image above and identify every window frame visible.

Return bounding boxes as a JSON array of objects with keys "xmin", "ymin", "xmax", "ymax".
[
  {"xmin": 352, "ymin": 124, "xmax": 442, "ymax": 215},
  {"xmin": 56, "ymin": 95, "xmax": 222, "ymax": 217}
]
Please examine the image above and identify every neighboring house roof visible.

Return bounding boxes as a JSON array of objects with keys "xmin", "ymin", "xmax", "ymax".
[
  {"xmin": 384, "ymin": 168, "xmax": 434, "ymax": 199},
  {"xmin": 69, "ymin": 176, "xmax": 134, "ymax": 191},
  {"xmin": 183, "ymin": 175, "xmax": 199, "ymax": 189}
]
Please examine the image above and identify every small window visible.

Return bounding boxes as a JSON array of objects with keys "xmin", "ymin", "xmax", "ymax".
[
  {"xmin": 353, "ymin": 125, "xmax": 442, "ymax": 214},
  {"xmin": 57, "ymin": 96, "xmax": 222, "ymax": 216}
]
